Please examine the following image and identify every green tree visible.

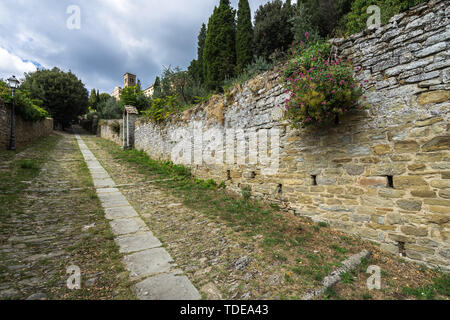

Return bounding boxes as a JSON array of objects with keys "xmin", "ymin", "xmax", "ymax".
[
  {"xmin": 0, "ymin": 81, "xmax": 49, "ymax": 122},
  {"xmin": 89, "ymin": 88, "xmax": 99, "ymax": 109},
  {"xmin": 253, "ymin": 0, "xmax": 295, "ymax": 61},
  {"xmin": 298, "ymin": 0, "xmax": 353, "ymax": 37},
  {"xmin": 153, "ymin": 76, "xmax": 162, "ymax": 98},
  {"xmin": 98, "ymin": 92, "xmax": 111, "ymax": 103},
  {"xmin": 342, "ymin": 0, "xmax": 427, "ymax": 35},
  {"xmin": 189, "ymin": 24, "xmax": 207, "ymax": 83},
  {"xmin": 118, "ymin": 85, "xmax": 150, "ymax": 112},
  {"xmin": 290, "ymin": 1, "xmax": 320, "ymax": 44},
  {"xmin": 21, "ymin": 67, "xmax": 89, "ymax": 129},
  {"xmin": 97, "ymin": 97, "xmax": 122, "ymax": 119},
  {"xmin": 203, "ymin": 0, "xmax": 236, "ymax": 90},
  {"xmin": 236, "ymin": 0, "xmax": 253, "ymax": 73}
]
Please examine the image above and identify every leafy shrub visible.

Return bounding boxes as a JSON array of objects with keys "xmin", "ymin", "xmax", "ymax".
[
  {"xmin": 119, "ymin": 85, "xmax": 150, "ymax": 112},
  {"xmin": 241, "ymin": 185, "xmax": 252, "ymax": 201},
  {"xmin": 109, "ymin": 121, "xmax": 121, "ymax": 135},
  {"xmin": 245, "ymin": 56, "xmax": 275, "ymax": 77},
  {"xmin": 342, "ymin": 0, "xmax": 428, "ymax": 35},
  {"xmin": 141, "ymin": 95, "xmax": 178, "ymax": 123},
  {"xmin": 0, "ymin": 81, "xmax": 49, "ymax": 122},
  {"xmin": 97, "ymin": 97, "xmax": 122, "ymax": 119},
  {"xmin": 283, "ymin": 37, "xmax": 366, "ymax": 128},
  {"xmin": 222, "ymin": 56, "xmax": 275, "ymax": 92},
  {"xmin": 195, "ymin": 178, "xmax": 217, "ymax": 190}
]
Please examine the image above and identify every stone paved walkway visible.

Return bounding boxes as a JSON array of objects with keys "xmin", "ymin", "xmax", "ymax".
[
  {"xmin": 0, "ymin": 132, "xmax": 134, "ymax": 299},
  {"xmin": 74, "ymin": 134, "xmax": 201, "ymax": 300}
]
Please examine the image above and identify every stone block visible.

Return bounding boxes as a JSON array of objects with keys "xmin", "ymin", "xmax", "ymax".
[
  {"xmin": 430, "ymin": 180, "xmax": 450, "ymax": 189},
  {"xmin": 408, "ymin": 163, "xmax": 426, "ymax": 171},
  {"xmin": 372, "ymin": 144, "xmax": 392, "ymax": 155},
  {"xmin": 439, "ymin": 248, "xmax": 450, "ymax": 259},
  {"xmin": 350, "ymin": 214, "xmax": 371, "ymax": 223},
  {"xmin": 394, "ymin": 176, "xmax": 428, "ymax": 189},
  {"xmin": 421, "ymin": 136, "xmax": 450, "ymax": 152},
  {"xmin": 396, "ymin": 199, "xmax": 422, "ymax": 211},
  {"xmin": 417, "ymin": 91, "xmax": 450, "ymax": 106},
  {"xmin": 401, "ymin": 225, "xmax": 428, "ymax": 237},
  {"xmin": 360, "ymin": 176, "xmax": 388, "ymax": 188},
  {"xmin": 378, "ymin": 189, "xmax": 405, "ymax": 198},
  {"xmin": 134, "ymin": 272, "xmax": 201, "ymax": 300},
  {"xmin": 344, "ymin": 164, "xmax": 365, "ymax": 176},
  {"xmin": 124, "ymin": 248, "xmax": 174, "ymax": 279},
  {"xmin": 427, "ymin": 214, "xmax": 450, "ymax": 225},
  {"xmin": 387, "ymin": 213, "xmax": 403, "ymax": 225},
  {"xmin": 394, "ymin": 141, "xmax": 420, "ymax": 153},
  {"xmin": 410, "ymin": 189, "xmax": 436, "ymax": 198},
  {"xmin": 438, "ymin": 190, "xmax": 450, "ymax": 199},
  {"xmin": 115, "ymin": 232, "xmax": 162, "ymax": 254},
  {"xmin": 416, "ymin": 42, "xmax": 447, "ymax": 57},
  {"xmin": 381, "ymin": 243, "xmax": 399, "ymax": 255},
  {"xmin": 404, "ymin": 244, "xmax": 435, "ymax": 255},
  {"xmin": 429, "ymin": 206, "xmax": 450, "ymax": 214},
  {"xmin": 388, "ymin": 233, "xmax": 414, "ymax": 243}
]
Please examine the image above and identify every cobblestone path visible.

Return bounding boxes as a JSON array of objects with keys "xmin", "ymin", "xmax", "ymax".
[
  {"xmin": 0, "ymin": 132, "xmax": 134, "ymax": 299},
  {"xmin": 75, "ymin": 133, "xmax": 200, "ymax": 300}
]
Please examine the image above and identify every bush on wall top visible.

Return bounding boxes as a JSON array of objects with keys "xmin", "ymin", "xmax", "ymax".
[
  {"xmin": 0, "ymin": 81, "xmax": 49, "ymax": 122},
  {"xmin": 283, "ymin": 36, "xmax": 367, "ymax": 128},
  {"xmin": 340, "ymin": 0, "xmax": 428, "ymax": 35}
]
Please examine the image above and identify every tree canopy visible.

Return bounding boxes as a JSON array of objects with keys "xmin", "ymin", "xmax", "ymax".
[
  {"xmin": 118, "ymin": 85, "xmax": 150, "ymax": 112},
  {"xmin": 21, "ymin": 67, "xmax": 88, "ymax": 128},
  {"xmin": 203, "ymin": 0, "xmax": 236, "ymax": 90},
  {"xmin": 253, "ymin": 0, "xmax": 295, "ymax": 61},
  {"xmin": 236, "ymin": 0, "xmax": 253, "ymax": 73}
]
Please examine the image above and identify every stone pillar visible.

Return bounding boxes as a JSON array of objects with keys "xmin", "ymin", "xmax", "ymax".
[{"xmin": 122, "ymin": 105, "xmax": 138, "ymax": 149}]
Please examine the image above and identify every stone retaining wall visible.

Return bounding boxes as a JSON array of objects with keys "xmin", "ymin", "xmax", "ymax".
[
  {"xmin": 133, "ymin": 0, "xmax": 449, "ymax": 270},
  {"xmin": 0, "ymin": 100, "xmax": 54, "ymax": 150},
  {"xmin": 97, "ymin": 119, "xmax": 123, "ymax": 145}
]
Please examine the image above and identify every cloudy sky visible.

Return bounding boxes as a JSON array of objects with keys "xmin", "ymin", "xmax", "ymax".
[{"xmin": 0, "ymin": 0, "xmax": 276, "ymax": 94}]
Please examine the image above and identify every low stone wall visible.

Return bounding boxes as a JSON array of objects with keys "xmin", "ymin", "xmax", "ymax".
[
  {"xmin": 97, "ymin": 119, "xmax": 123, "ymax": 146},
  {"xmin": 133, "ymin": 0, "xmax": 449, "ymax": 270},
  {"xmin": 0, "ymin": 100, "xmax": 53, "ymax": 150}
]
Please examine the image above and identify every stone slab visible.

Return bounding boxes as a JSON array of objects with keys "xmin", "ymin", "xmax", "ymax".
[
  {"xmin": 98, "ymin": 192, "xmax": 127, "ymax": 203},
  {"xmin": 105, "ymin": 206, "xmax": 139, "ymax": 220},
  {"xmin": 90, "ymin": 167, "xmax": 109, "ymax": 174},
  {"xmin": 115, "ymin": 232, "xmax": 162, "ymax": 253},
  {"xmin": 94, "ymin": 178, "xmax": 116, "ymax": 188},
  {"xmin": 110, "ymin": 217, "xmax": 149, "ymax": 236},
  {"xmin": 97, "ymin": 187, "xmax": 120, "ymax": 194},
  {"xmin": 87, "ymin": 163, "xmax": 104, "ymax": 170},
  {"xmin": 92, "ymin": 172, "xmax": 112, "ymax": 180},
  {"xmin": 124, "ymin": 248, "xmax": 174, "ymax": 279},
  {"xmin": 134, "ymin": 272, "xmax": 201, "ymax": 300},
  {"xmin": 100, "ymin": 199, "xmax": 130, "ymax": 208}
]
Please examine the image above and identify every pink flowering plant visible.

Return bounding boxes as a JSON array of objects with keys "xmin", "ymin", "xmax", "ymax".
[{"xmin": 283, "ymin": 36, "xmax": 366, "ymax": 128}]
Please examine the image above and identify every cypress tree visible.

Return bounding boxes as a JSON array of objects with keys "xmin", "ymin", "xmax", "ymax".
[
  {"xmin": 236, "ymin": 0, "xmax": 253, "ymax": 73},
  {"xmin": 203, "ymin": 0, "xmax": 236, "ymax": 90},
  {"xmin": 197, "ymin": 23, "xmax": 207, "ymax": 77},
  {"xmin": 188, "ymin": 24, "xmax": 207, "ymax": 84},
  {"xmin": 153, "ymin": 76, "xmax": 162, "ymax": 98}
]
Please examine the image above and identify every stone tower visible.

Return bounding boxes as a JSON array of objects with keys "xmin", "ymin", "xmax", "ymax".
[{"xmin": 123, "ymin": 73, "xmax": 136, "ymax": 88}]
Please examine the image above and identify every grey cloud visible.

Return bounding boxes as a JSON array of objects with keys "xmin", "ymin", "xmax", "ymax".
[{"xmin": 0, "ymin": 0, "xmax": 270, "ymax": 93}]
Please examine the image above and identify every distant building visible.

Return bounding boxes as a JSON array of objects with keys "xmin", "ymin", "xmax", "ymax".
[
  {"xmin": 143, "ymin": 85, "xmax": 154, "ymax": 98},
  {"xmin": 111, "ymin": 73, "xmax": 137, "ymax": 101},
  {"xmin": 112, "ymin": 72, "xmax": 154, "ymax": 101},
  {"xmin": 124, "ymin": 73, "xmax": 136, "ymax": 88},
  {"xmin": 112, "ymin": 86, "xmax": 122, "ymax": 101}
]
